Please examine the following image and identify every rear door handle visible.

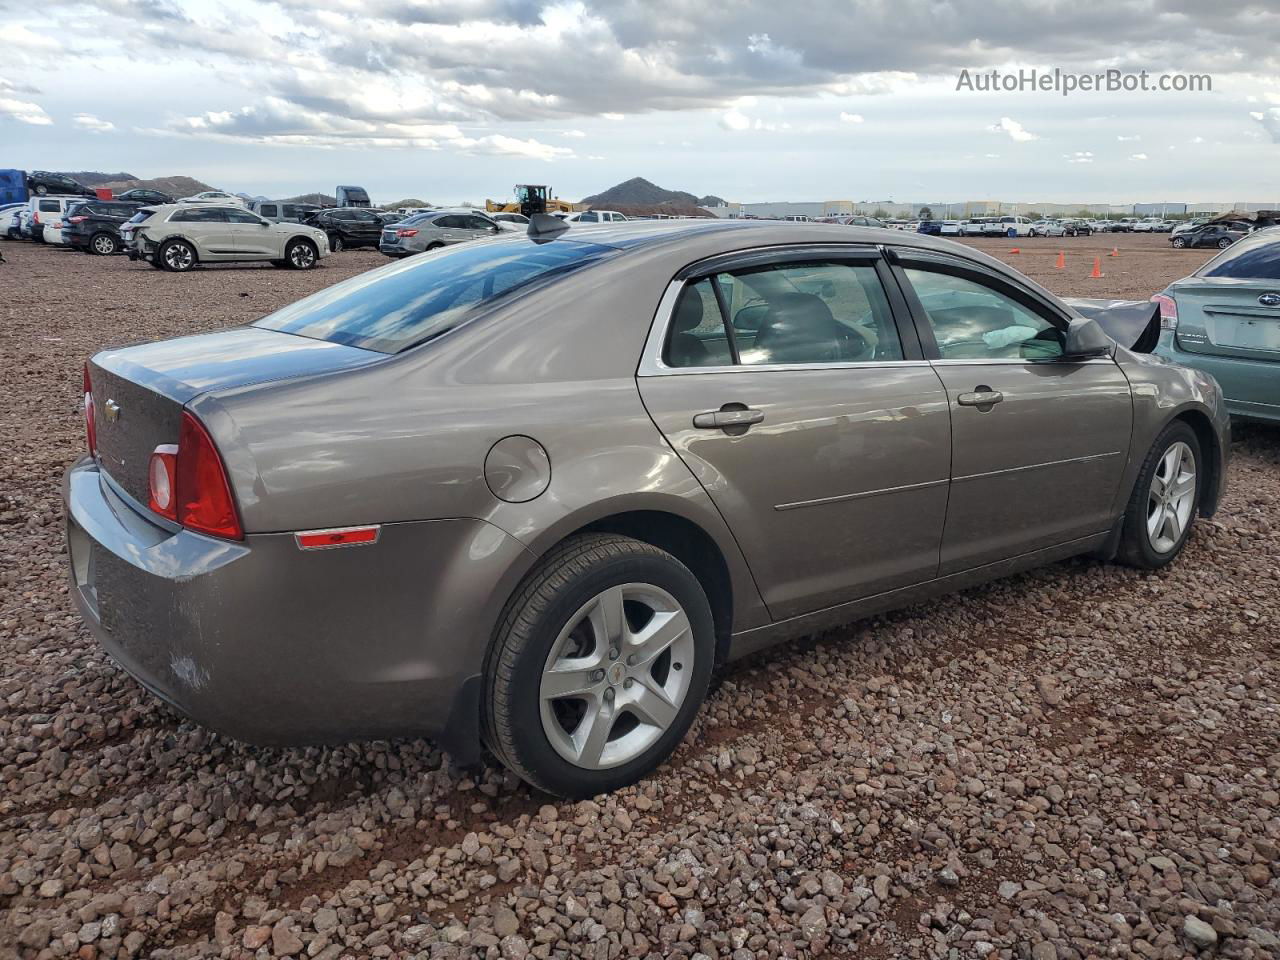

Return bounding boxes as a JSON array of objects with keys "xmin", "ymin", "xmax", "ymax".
[
  {"xmin": 693, "ymin": 407, "xmax": 765, "ymax": 429},
  {"xmin": 957, "ymin": 390, "xmax": 1004, "ymax": 407}
]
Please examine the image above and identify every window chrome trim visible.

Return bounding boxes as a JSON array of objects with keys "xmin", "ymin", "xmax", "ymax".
[
  {"xmin": 638, "ymin": 277, "xmax": 931, "ymax": 377},
  {"xmin": 930, "ymin": 357, "xmax": 1116, "ymax": 366}
]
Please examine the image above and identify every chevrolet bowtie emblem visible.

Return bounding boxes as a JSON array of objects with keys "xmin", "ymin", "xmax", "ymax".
[{"xmin": 104, "ymin": 399, "xmax": 121, "ymax": 423}]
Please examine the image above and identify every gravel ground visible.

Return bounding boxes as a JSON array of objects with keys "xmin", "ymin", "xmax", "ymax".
[{"xmin": 1, "ymin": 235, "xmax": 1277, "ymax": 960}]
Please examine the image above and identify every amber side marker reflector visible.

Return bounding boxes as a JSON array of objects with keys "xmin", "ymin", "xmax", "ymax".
[{"xmin": 295, "ymin": 526, "xmax": 381, "ymax": 550}]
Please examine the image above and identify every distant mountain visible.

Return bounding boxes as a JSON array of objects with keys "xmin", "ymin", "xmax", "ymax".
[
  {"xmin": 56, "ymin": 171, "xmax": 138, "ymax": 187},
  {"xmin": 698, "ymin": 195, "xmax": 727, "ymax": 207},
  {"xmin": 381, "ymin": 197, "xmax": 432, "ymax": 210},
  {"xmin": 582, "ymin": 177, "xmax": 717, "ymax": 211}
]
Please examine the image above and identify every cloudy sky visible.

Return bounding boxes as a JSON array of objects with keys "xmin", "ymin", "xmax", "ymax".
[{"xmin": 2, "ymin": 0, "xmax": 1278, "ymax": 205}]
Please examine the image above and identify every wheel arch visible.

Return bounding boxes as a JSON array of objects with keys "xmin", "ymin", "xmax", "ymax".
[{"xmin": 1170, "ymin": 407, "xmax": 1224, "ymax": 518}]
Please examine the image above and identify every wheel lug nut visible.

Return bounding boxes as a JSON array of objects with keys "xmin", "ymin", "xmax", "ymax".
[
  {"xmin": 609, "ymin": 647, "xmax": 619, "ymax": 660},
  {"xmin": 604, "ymin": 688, "xmax": 614, "ymax": 701},
  {"xmin": 593, "ymin": 670, "xmax": 605, "ymax": 682},
  {"xmin": 626, "ymin": 655, "xmax": 636, "ymax": 666},
  {"xmin": 624, "ymin": 678, "xmax": 634, "ymax": 689}
]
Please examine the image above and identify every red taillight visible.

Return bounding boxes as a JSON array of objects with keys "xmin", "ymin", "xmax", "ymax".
[
  {"xmin": 148, "ymin": 445, "xmax": 178, "ymax": 521},
  {"xmin": 68, "ymin": 215, "xmax": 88, "ymax": 223},
  {"xmin": 396, "ymin": 228, "xmax": 418, "ymax": 238},
  {"xmin": 174, "ymin": 411, "xmax": 242, "ymax": 539},
  {"xmin": 83, "ymin": 364, "xmax": 97, "ymax": 457},
  {"xmin": 1151, "ymin": 294, "xmax": 1178, "ymax": 330},
  {"xmin": 147, "ymin": 413, "xmax": 243, "ymax": 539}
]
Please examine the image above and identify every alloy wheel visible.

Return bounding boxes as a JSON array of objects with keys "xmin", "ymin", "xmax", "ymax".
[
  {"xmin": 163, "ymin": 243, "xmax": 194, "ymax": 271},
  {"xmin": 289, "ymin": 243, "xmax": 316, "ymax": 268},
  {"xmin": 1147, "ymin": 441, "xmax": 1196, "ymax": 554},
  {"xmin": 539, "ymin": 583, "xmax": 695, "ymax": 770},
  {"xmin": 92, "ymin": 235, "xmax": 116, "ymax": 255}
]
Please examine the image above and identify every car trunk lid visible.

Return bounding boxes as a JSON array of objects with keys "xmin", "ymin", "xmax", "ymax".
[
  {"xmin": 1169, "ymin": 277, "xmax": 1280, "ymax": 362},
  {"xmin": 89, "ymin": 327, "xmax": 381, "ymax": 504}
]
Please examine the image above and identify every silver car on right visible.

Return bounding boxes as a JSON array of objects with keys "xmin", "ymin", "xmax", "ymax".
[{"xmin": 379, "ymin": 209, "xmax": 506, "ymax": 257}]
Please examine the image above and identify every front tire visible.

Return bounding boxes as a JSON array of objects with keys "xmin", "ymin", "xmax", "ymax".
[
  {"xmin": 285, "ymin": 238, "xmax": 318, "ymax": 269},
  {"xmin": 1217, "ymin": 238, "xmax": 1232, "ymax": 249},
  {"xmin": 158, "ymin": 239, "xmax": 196, "ymax": 272},
  {"xmin": 1117, "ymin": 421, "xmax": 1201, "ymax": 569},
  {"xmin": 1172, "ymin": 237, "xmax": 1187, "ymax": 248},
  {"xmin": 484, "ymin": 534, "xmax": 715, "ymax": 798}
]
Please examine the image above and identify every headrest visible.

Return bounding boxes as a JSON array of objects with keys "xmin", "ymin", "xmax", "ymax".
[{"xmin": 672, "ymin": 289, "xmax": 704, "ymax": 334}]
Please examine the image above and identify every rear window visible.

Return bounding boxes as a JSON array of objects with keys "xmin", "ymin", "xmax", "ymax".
[
  {"xmin": 254, "ymin": 238, "xmax": 619, "ymax": 353},
  {"xmin": 126, "ymin": 210, "xmax": 155, "ymax": 224},
  {"xmin": 1199, "ymin": 233, "xmax": 1280, "ymax": 280}
]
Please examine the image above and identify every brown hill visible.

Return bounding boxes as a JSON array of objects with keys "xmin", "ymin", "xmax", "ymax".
[{"xmin": 101, "ymin": 175, "xmax": 217, "ymax": 197}]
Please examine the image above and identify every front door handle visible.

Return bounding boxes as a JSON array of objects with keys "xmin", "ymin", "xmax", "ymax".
[
  {"xmin": 693, "ymin": 407, "xmax": 765, "ymax": 429},
  {"xmin": 957, "ymin": 389, "xmax": 1004, "ymax": 407}
]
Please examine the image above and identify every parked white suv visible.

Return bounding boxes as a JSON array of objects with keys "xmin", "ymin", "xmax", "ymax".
[
  {"xmin": 128, "ymin": 204, "xmax": 330, "ymax": 271},
  {"xmin": 27, "ymin": 195, "xmax": 81, "ymax": 243},
  {"xmin": 561, "ymin": 209, "xmax": 629, "ymax": 223},
  {"xmin": 996, "ymin": 215, "xmax": 1035, "ymax": 238}
]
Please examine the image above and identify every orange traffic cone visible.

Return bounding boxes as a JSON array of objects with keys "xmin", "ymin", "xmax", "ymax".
[
  {"xmin": 1109, "ymin": 247, "xmax": 1120, "ymax": 257},
  {"xmin": 1090, "ymin": 257, "xmax": 1103, "ymax": 279},
  {"xmin": 1008, "ymin": 247, "xmax": 1020, "ymax": 254},
  {"xmin": 1055, "ymin": 251, "xmax": 1065, "ymax": 269}
]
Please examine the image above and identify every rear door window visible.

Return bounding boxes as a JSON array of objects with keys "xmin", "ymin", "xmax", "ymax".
[
  {"xmin": 171, "ymin": 208, "xmax": 228, "ymax": 223},
  {"xmin": 260, "ymin": 204, "xmax": 278, "ymax": 218}
]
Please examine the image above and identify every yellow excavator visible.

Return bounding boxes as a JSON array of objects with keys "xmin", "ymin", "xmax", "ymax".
[{"xmin": 486, "ymin": 184, "xmax": 575, "ymax": 218}]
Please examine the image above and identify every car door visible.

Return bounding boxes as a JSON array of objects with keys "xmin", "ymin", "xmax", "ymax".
[
  {"xmin": 638, "ymin": 248, "xmax": 953, "ymax": 620},
  {"xmin": 466, "ymin": 214, "xmax": 501, "ymax": 240},
  {"xmin": 170, "ymin": 207, "xmax": 234, "ymax": 257},
  {"xmin": 223, "ymin": 207, "xmax": 275, "ymax": 257},
  {"xmin": 889, "ymin": 250, "xmax": 1132, "ymax": 574},
  {"xmin": 433, "ymin": 215, "xmax": 470, "ymax": 245}
]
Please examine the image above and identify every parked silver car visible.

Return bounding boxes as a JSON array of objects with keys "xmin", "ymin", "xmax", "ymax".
[
  {"xmin": 378, "ymin": 209, "xmax": 505, "ymax": 257},
  {"xmin": 66, "ymin": 219, "xmax": 1228, "ymax": 797},
  {"xmin": 127, "ymin": 204, "xmax": 329, "ymax": 271}
]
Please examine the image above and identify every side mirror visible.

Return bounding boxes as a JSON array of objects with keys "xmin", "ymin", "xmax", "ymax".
[{"xmin": 1062, "ymin": 316, "xmax": 1113, "ymax": 359}]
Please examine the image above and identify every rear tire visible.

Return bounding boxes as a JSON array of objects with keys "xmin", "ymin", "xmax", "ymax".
[
  {"xmin": 483, "ymin": 534, "xmax": 715, "ymax": 799},
  {"xmin": 89, "ymin": 232, "xmax": 118, "ymax": 256},
  {"xmin": 1116, "ymin": 421, "xmax": 1201, "ymax": 570},
  {"xmin": 1217, "ymin": 238, "xmax": 1232, "ymax": 249},
  {"xmin": 158, "ymin": 239, "xmax": 197, "ymax": 272},
  {"xmin": 328, "ymin": 233, "xmax": 344, "ymax": 252}
]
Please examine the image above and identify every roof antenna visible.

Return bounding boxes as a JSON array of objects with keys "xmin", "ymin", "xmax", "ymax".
[{"xmin": 527, "ymin": 212, "xmax": 569, "ymax": 240}]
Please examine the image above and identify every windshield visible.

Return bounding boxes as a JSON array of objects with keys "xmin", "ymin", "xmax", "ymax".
[{"xmin": 255, "ymin": 238, "xmax": 619, "ymax": 353}]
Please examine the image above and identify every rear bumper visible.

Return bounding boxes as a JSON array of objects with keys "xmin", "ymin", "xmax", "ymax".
[
  {"xmin": 1156, "ymin": 336, "xmax": 1280, "ymax": 423},
  {"xmin": 64, "ymin": 457, "xmax": 533, "ymax": 760}
]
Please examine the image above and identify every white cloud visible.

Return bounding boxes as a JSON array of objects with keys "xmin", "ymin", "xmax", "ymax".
[
  {"xmin": 0, "ymin": 95, "xmax": 51, "ymax": 125},
  {"xmin": 601, "ymin": 112, "xmax": 623, "ymax": 121},
  {"xmin": 1252, "ymin": 107, "xmax": 1280, "ymax": 142},
  {"xmin": 561, "ymin": 129, "xmax": 586, "ymax": 137},
  {"xmin": 1129, "ymin": 152, "xmax": 1148, "ymax": 160},
  {"xmin": 1190, "ymin": 135, "xmax": 1205, "ymax": 143},
  {"xmin": 839, "ymin": 112, "xmax": 864, "ymax": 123},
  {"xmin": 1116, "ymin": 134, "xmax": 1140, "ymax": 141},
  {"xmin": 720, "ymin": 108, "xmax": 752, "ymax": 131},
  {"xmin": 73, "ymin": 113, "xmax": 114, "ymax": 132},
  {"xmin": 1064, "ymin": 151, "xmax": 1094, "ymax": 164},
  {"xmin": 991, "ymin": 117, "xmax": 1037, "ymax": 142}
]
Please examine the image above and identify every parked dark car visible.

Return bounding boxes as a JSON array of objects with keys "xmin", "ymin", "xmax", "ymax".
[
  {"xmin": 61, "ymin": 200, "xmax": 144, "ymax": 254},
  {"xmin": 66, "ymin": 219, "xmax": 1229, "ymax": 798},
  {"xmin": 302, "ymin": 207, "xmax": 384, "ymax": 251},
  {"xmin": 1171, "ymin": 223, "xmax": 1251, "ymax": 250},
  {"xmin": 1061, "ymin": 219, "xmax": 1093, "ymax": 237},
  {"xmin": 114, "ymin": 188, "xmax": 175, "ymax": 205},
  {"xmin": 27, "ymin": 171, "xmax": 95, "ymax": 197},
  {"xmin": 916, "ymin": 220, "xmax": 944, "ymax": 236}
]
